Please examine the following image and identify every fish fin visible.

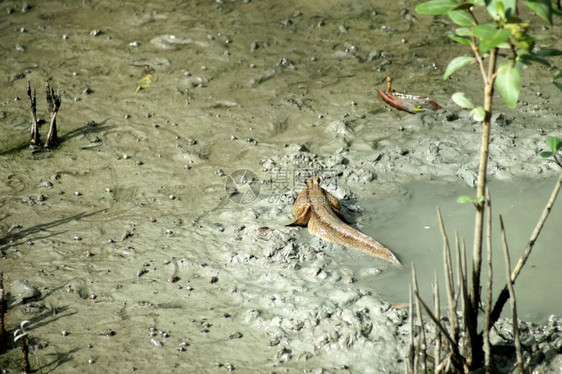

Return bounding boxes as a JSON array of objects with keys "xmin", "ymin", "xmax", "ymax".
[
  {"xmin": 286, "ymin": 205, "xmax": 311, "ymax": 227},
  {"xmin": 323, "ymin": 189, "xmax": 352, "ymax": 224}
]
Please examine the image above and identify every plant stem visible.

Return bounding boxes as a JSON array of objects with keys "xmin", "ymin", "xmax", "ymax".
[
  {"xmin": 468, "ymin": 46, "xmax": 499, "ymax": 369},
  {"xmin": 483, "ymin": 189, "xmax": 493, "ymax": 373},
  {"xmin": 499, "ymin": 216, "xmax": 524, "ymax": 373},
  {"xmin": 411, "ymin": 264, "xmax": 427, "ymax": 373},
  {"xmin": 433, "ymin": 272, "xmax": 441, "ymax": 374},
  {"xmin": 27, "ymin": 81, "xmax": 40, "ymax": 147}
]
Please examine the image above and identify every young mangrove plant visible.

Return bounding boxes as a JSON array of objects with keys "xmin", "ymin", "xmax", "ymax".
[
  {"xmin": 409, "ymin": 0, "xmax": 561, "ymax": 371},
  {"xmin": 26, "ymin": 80, "xmax": 62, "ymax": 151}
]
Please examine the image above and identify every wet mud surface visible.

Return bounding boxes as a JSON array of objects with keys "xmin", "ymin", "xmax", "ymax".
[{"xmin": 1, "ymin": 0, "xmax": 561, "ymax": 372}]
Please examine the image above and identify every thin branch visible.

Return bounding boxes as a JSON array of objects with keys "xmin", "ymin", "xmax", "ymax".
[
  {"xmin": 455, "ymin": 231, "xmax": 466, "ymax": 341},
  {"xmin": 409, "ymin": 285, "xmax": 415, "ymax": 374},
  {"xmin": 27, "ymin": 81, "xmax": 40, "ymax": 147},
  {"xmin": 487, "ymin": 48, "xmax": 499, "ymax": 84},
  {"xmin": 470, "ymin": 39, "xmax": 489, "ymax": 85},
  {"xmin": 437, "ymin": 208, "xmax": 458, "ymax": 343},
  {"xmin": 433, "ymin": 272, "xmax": 442, "ymax": 374},
  {"xmin": 483, "ymin": 188, "xmax": 493, "ymax": 373},
  {"xmin": 412, "ymin": 264, "xmax": 427, "ymax": 373},
  {"xmin": 499, "ymin": 216, "xmax": 524, "ymax": 373},
  {"xmin": 459, "ymin": 237, "xmax": 470, "ymax": 358},
  {"xmin": 45, "ymin": 82, "xmax": 61, "ymax": 148},
  {"xmin": 414, "ymin": 290, "xmax": 469, "ymax": 373}
]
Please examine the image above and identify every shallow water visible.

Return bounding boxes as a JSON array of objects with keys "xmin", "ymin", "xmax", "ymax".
[
  {"xmin": 1, "ymin": 0, "xmax": 561, "ymax": 372},
  {"xmin": 358, "ymin": 177, "xmax": 562, "ymax": 323}
]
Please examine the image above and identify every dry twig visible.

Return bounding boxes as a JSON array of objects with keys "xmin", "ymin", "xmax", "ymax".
[
  {"xmin": 411, "ymin": 264, "xmax": 427, "ymax": 372},
  {"xmin": 45, "ymin": 82, "xmax": 61, "ymax": 148},
  {"xmin": 27, "ymin": 81, "xmax": 40, "ymax": 147},
  {"xmin": 500, "ymin": 216, "xmax": 524, "ymax": 373},
  {"xmin": 483, "ymin": 189, "xmax": 493, "ymax": 372}
]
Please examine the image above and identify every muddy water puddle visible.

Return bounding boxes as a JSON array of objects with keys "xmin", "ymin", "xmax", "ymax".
[{"xmin": 356, "ymin": 177, "xmax": 562, "ymax": 323}]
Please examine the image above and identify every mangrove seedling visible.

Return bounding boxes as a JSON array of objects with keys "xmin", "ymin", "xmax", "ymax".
[
  {"xmin": 26, "ymin": 81, "xmax": 40, "ymax": 148},
  {"xmin": 45, "ymin": 82, "xmax": 61, "ymax": 148}
]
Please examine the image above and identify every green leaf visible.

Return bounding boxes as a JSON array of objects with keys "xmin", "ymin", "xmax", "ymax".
[
  {"xmin": 517, "ymin": 50, "xmax": 550, "ymax": 66},
  {"xmin": 457, "ymin": 195, "xmax": 474, "ymax": 203},
  {"xmin": 525, "ymin": 0, "xmax": 552, "ymax": 25},
  {"xmin": 502, "ymin": 0, "xmax": 517, "ymax": 17},
  {"xmin": 448, "ymin": 9, "xmax": 476, "ymax": 25},
  {"xmin": 485, "ymin": 0, "xmax": 500, "ymax": 19},
  {"xmin": 443, "ymin": 56, "xmax": 476, "ymax": 79},
  {"xmin": 546, "ymin": 136, "xmax": 562, "ymax": 152},
  {"xmin": 470, "ymin": 106, "xmax": 486, "ymax": 121},
  {"xmin": 540, "ymin": 151, "xmax": 554, "ymax": 158},
  {"xmin": 474, "ymin": 196, "xmax": 485, "ymax": 203},
  {"xmin": 452, "ymin": 92, "xmax": 474, "ymax": 109},
  {"xmin": 452, "ymin": 2, "xmax": 475, "ymax": 10},
  {"xmin": 484, "ymin": 0, "xmax": 515, "ymax": 19},
  {"xmin": 472, "ymin": 23, "xmax": 497, "ymax": 37},
  {"xmin": 448, "ymin": 34, "xmax": 473, "ymax": 46},
  {"xmin": 415, "ymin": 0, "xmax": 457, "ymax": 15},
  {"xmin": 495, "ymin": 63, "xmax": 521, "ymax": 108},
  {"xmin": 455, "ymin": 27, "xmax": 474, "ymax": 36},
  {"xmin": 472, "ymin": 23, "xmax": 512, "ymax": 52}
]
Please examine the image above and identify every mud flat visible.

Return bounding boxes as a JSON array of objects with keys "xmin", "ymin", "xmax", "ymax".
[{"xmin": 1, "ymin": 0, "xmax": 561, "ymax": 372}]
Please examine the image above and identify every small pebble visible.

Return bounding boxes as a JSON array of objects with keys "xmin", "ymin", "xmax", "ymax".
[
  {"xmin": 225, "ymin": 331, "xmax": 243, "ymax": 340},
  {"xmin": 168, "ymin": 275, "xmax": 179, "ymax": 283},
  {"xmin": 151, "ymin": 338, "xmax": 162, "ymax": 347},
  {"xmin": 39, "ymin": 180, "xmax": 53, "ymax": 188}
]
